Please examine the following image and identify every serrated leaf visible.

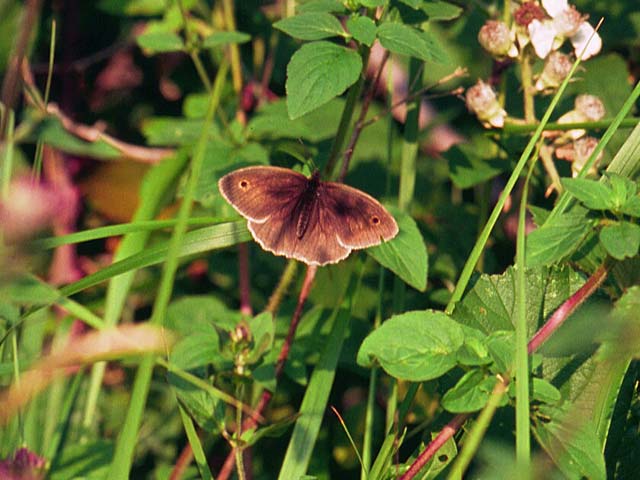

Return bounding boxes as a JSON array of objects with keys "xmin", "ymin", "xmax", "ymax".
[
  {"xmin": 526, "ymin": 210, "xmax": 596, "ymax": 268},
  {"xmin": 599, "ymin": 221, "xmax": 640, "ymax": 260},
  {"xmin": 202, "ymin": 31, "xmax": 251, "ymax": 48},
  {"xmin": 442, "ymin": 370, "xmax": 501, "ymax": 413},
  {"xmin": 136, "ymin": 31, "xmax": 184, "ymax": 52},
  {"xmin": 246, "ymin": 312, "xmax": 275, "ymax": 363},
  {"xmin": 168, "ymin": 371, "xmax": 225, "ymax": 433},
  {"xmin": 275, "ymin": 13, "xmax": 346, "ymax": 40},
  {"xmin": 346, "ymin": 15, "xmax": 377, "ymax": 46},
  {"xmin": 357, "ymin": 310, "xmax": 464, "ymax": 381},
  {"xmin": 376, "ymin": 22, "xmax": 444, "ymax": 62},
  {"xmin": 534, "ymin": 413, "xmax": 606, "ymax": 480},
  {"xmin": 456, "ymin": 325, "xmax": 491, "ymax": 366},
  {"xmin": 561, "ymin": 177, "xmax": 615, "ymax": 211},
  {"xmin": 367, "ymin": 208, "xmax": 428, "ymax": 291},
  {"xmin": 170, "ymin": 328, "xmax": 222, "ymax": 370},
  {"xmin": 286, "ymin": 41, "xmax": 362, "ymax": 119}
]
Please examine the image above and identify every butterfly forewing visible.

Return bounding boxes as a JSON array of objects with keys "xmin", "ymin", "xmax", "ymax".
[{"xmin": 218, "ymin": 166, "xmax": 308, "ymax": 222}]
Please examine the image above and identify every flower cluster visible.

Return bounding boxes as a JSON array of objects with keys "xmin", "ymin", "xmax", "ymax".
[{"xmin": 466, "ymin": 0, "xmax": 605, "ymax": 183}]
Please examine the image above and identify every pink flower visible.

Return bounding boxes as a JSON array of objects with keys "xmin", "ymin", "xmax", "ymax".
[{"xmin": 0, "ymin": 448, "xmax": 46, "ymax": 480}]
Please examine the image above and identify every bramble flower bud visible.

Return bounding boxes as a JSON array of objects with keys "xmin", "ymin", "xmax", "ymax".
[
  {"xmin": 575, "ymin": 94, "xmax": 605, "ymax": 121},
  {"xmin": 514, "ymin": 2, "xmax": 546, "ymax": 27},
  {"xmin": 465, "ymin": 80, "xmax": 507, "ymax": 128},
  {"xmin": 478, "ymin": 20, "xmax": 518, "ymax": 58},
  {"xmin": 535, "ymin": 51, "xmax": 573, "ymax": 91},
  {"xmin": 573, "ymin": 136, "xmax": 602, "ymax": 176}
]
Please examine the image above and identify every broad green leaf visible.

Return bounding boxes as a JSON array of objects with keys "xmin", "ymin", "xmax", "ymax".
[
  {"xmin": 599, "ymin": 286, "xmax": 640, "ymax": 360},
  {"xmin": 346, "ymin": 15, "xmax": 377, "ymax": 46},
  {"xmin": 526, "ymin": 210, "xmax": 596, "ymax": 267},
  {"xmin": 202, "ymin": 31, "xmax": 251, "ymax": 48},
  {"xmin": 367, "ymin": 208, "xmax": 428, "ymax": 291},
  {"xmin": 0, "ymin": 273, "xmax": 60, "ymax": 306},
  {"xmin": 398, "ymin": 0, "xmax": 421, "ymax": 8},
  {"xmin": 561, "ymin": 177, "xmax": 615, "ymax": 211},
  {"xmin": 421, "ymin": 1, "xmax": 463, "ymax": 21},
  {"xmin": 621, "ymin": 195, "xmax": 640, "ymax": 217},
  {"xmin": 534, "ymin": 411, "xmax": 606, "ymax": 480},
  {"xmin": 531, "ymin": 378, "xmax": 562, "ymax": 404},
  {"xmin": 49, "ymin": 441, "xmax": 113, "ymax": 480},
  {"xmin": 376, "ymin": 22, "xmax": 444, "ymax": 62},
  {"xmin": 136, "ymin": 31, "xmax": 184, "ymax": 52},
  {"xmin": 166, "ymin": 296, "xmax": 239, "ymax": 336},
  {"xmin": 170, "ymin": 327, "xmax": 223, "ymax": 371},
  {"xmin": 286, "ymin": 41, "xmax": 362, "ymax": 119},
  {"xmin": 452, "ymin": 266, "xmax": 584, "ymax": 337},
  {"xmin": 485, "ymin": 330, "xmax": 514, "ymax": 373},
  {"xmin": 441, "ymin": 370, "xmax": 501, "ymax": 413},
  {"xmin": 141, "ymin": 117, "xmax": 221, "ymax": 146},
  {"xmin": 297, "ymin": 0, "xmax": 347, "ymax": 14},
  {"xmin": 361, "ymin": 0, "xmax": 388, "ymax": 6},
  {"xmin": 599, "ymin": 221, "xmax": 640, "ymax": 260},
  {"xmin": 357, "ymin": 310, "xmax": 464, "ymax": 381},
  {"xmin": 274, "ymin": 13, "xmax": 347, "ymax": 40},
  {"xmin": 446, "ymin": 136, "xmax": 506, "ymax": 188},
  {"xmin": 456, "ymin": 325, "xmax": 491, "ymax": 367}
]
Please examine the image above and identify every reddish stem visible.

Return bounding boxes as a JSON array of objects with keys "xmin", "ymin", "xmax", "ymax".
[
  {"xmin": 217, "ymin": 265, "xmax": 318, "ymax": 480},
  {"xmin": 400, "ymin": 263, "xmax": 609, "ymax": 479},
  {"xmin": 168, "ymin": 443, "xmax": 193, "ymax": 480}
]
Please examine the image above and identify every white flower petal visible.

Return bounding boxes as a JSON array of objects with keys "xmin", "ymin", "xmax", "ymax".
[
  {"xmin": 528, "ymin": 20, "xmax": 556, "ymax": 59},
  {"xmin": 542, "ymin": 0, "xmax": 569, "ymax": 18},
  {"xmin": 571, "ymin": 22, "xmax": 602, "ymax": 60}
]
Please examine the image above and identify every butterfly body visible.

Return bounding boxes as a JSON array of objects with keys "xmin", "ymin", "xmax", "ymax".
[{"xmin": 218, "ymin": 166, "xmax": 398, "ymax": 266}]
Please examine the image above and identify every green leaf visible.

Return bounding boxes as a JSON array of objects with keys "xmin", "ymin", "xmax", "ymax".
[
  {"xmin": 0, "ymin": 273, "xmax": 60, "ymax": 306},
  {"xmin": 136, "ymin": 31, "xmax": 184, "ymax": 52},
  {"xmin": 170, "ymin": 328, "xmax": 223, "ymax": 371},
  {"xmin": 168, "ymin": 371, "xmax": 225, "ymax": 433},
  {"xmin": 367, "ymin": 208, "xmax": 428, "ymax": 291},
  {"xmin": 246, "ymin": 312, "xmax": 275, "ymax": 364},
  {"xmin": 441, "ymin": 370, "xmax": 500, "ymax": 413},
  {"xmin": 531, "ymin": 378, "xmax": 562, "ymax": 404},
  {"xmin": 561, "ymin": 177, "xmax": 615, "ymax": 211},
  {"xmin": 446, "ymin": 136, "xmax": 506, "ymax": 188},
  {"xmin": 286, "ymin": 41, "xmax": 362, "ymax": 119},
  {"xmin": 357, "ymin": 310, "xmax": 464, "ymax": 381},
  {"xmin": 202, "ymin": 31, "xmax": 251, "ymax": 48},
  {"xmin": 456, "ymin": 325, "xmax": 491, "ymax": 366},
  {"xmin": 534, "ymin": 411, "xmax": 606, "ymax": 480},
  {"xmin": 621, "ymin": 195, "xmax": 640, "ymax": 217},
  {"xmin": 421, "ymin": 1, "xmax": 463, "ymax": 21},
  {"xmin": 599, "ymin": 221, "xmax": 640, "ymax": 260},
  {"xmin": 485, "ymin": 330, "xmax": 514, "ymax": 373},
  {"xmin": 166, "ymin": 296, "xmax": 239, "ymax": 336},
  {"xmin": 361, "ymin": 0, "xmax": 388, "ymax": 6},
  {"xmin": 346, "ymin": 15, "xmax": 377, "ymax": 46},
  {"xmin": 275, "ymin": 13, "xmax": 347, "ymax": 40},
  {"xmin": 397, "ymin": 0, "xmax": 421, "ymax": 8},
  {"xmin": 606, "ymin": 173, "xmax": 637, "ymax": 208},
  {"xmin": 526, "ymin": 210, "xmax": 596, "ymax": 268},
  {"xmin": 141, "ymin": 117, "xmax": 221, "ymax": 146},
  {"xmin": 296, "ymin": 0, "xmax": 347, "ymax": 14},
  {"xmin": 376, "ymin": 22, "xmax": 445, "ymax": 62}
]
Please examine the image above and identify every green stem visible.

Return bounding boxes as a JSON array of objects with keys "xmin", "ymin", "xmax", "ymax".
[{"xmin": 107, "ymin": 62, "xmax": 229, "ymax": 479}]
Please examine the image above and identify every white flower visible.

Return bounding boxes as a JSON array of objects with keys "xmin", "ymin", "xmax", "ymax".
[{"xmin": 529, "ymin": 0, "xmax": 601, "ymax": 60}]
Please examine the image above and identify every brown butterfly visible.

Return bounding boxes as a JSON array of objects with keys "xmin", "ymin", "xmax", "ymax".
[{"xmin": 218, "ymin": 166, "xmax": 398, "ymax": 266}]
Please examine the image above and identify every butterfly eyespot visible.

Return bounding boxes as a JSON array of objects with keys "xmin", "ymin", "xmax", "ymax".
[
  {"xmin": 371, "ymin": 216, "xmax": 380, "ymax": 225},
  {"xmin": 239, "ymin": 180, "xmax": 249, "ymax": 188}
]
